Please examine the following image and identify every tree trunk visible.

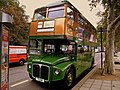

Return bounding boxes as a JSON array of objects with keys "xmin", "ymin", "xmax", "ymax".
[
  {"xmin": 104, "ymin": 26, "xmax": 115, "ymax": 74},
  {"xmin": 103, "ymin": 3, "xmax": 115, "ymax": 75}
]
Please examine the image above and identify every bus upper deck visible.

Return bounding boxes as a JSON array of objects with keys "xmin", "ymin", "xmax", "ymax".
[{"xmin": 29, "ymin": 0, "xmax": 96, "ymax": 42}]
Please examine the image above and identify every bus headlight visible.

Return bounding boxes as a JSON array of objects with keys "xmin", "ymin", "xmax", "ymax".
[{"xmin": 54, "ymin": 69, "xmax": 60, "ymax": 75}]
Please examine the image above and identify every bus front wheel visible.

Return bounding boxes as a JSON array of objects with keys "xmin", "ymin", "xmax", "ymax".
[{"xmin": 63, "ymin": 67, "xmax": 75, "ymax": 89}]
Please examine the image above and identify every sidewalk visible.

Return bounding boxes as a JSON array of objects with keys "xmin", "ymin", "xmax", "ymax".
[
  {"xmin": 74, "ymin": 79, "xmax": 120, "ymax": 90},
  {"xmin": 72, "ymin": 52, "xmax": 120, "ymax": 90}
]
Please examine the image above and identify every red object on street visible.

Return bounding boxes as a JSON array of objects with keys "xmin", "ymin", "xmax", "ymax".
[{"xmin": 9, "ymin": 46, "xmax": 27, "ymax": 65}]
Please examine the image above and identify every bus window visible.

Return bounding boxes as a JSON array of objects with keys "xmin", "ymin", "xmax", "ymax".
[
  {"xmin": 34, "ymin": 12, "xmax": 46, "ymax": 20},
  {"xmin": 29, "ymin": 40, "xmax": 41, "ymax": 55},
  {"xmin": 60, "ymin": 45, "xmax": 75, "ymax": 54},
  {"xmin": 78, "ymin": 15, "xmax": 84, "ymax": 25},
  {"xmin": 67, "ymin": 7, "xmax": 74, "ymax": 20},
  {"xmin": 78, "ymin": 45, "xmax": 84, "ymax": 53},
  {"xmin": 84, "ymin": 46, "xmax": 88, "ymax": 52},
  {"xmin": 33, "ymin": 8, "xmax": 46, "ymax": 20},
  {"xmin": 44, "ymin": 44, "xmax": 55, "ymax": 53},
  {"xmin": 48, "ymin": 6, "xmax": 64, "ymax": 19}
]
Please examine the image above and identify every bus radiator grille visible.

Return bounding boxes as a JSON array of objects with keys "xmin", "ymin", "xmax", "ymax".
[
  {"xmin": 33, "ymin": 64, "xmax": 49, "ymax": 80},
  {"xmin": 41, "ymin": 66, "xmax": 49, "ymax": 80},
  {"xmin": 33, "ymin": 64, "xmax": 40, "ymax": 78}
]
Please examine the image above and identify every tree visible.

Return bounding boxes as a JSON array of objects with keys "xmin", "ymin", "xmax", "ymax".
[
  {"xmin": 0, "ymin": 0, "xmax": 29, "ymax": 45},
  {"xmin": 88, "ymin": 0, "xmax": 120, "ymax": 74},
  {"xmin": 96, "ymin": 1, "xmax": 120, "ymax": 50}
]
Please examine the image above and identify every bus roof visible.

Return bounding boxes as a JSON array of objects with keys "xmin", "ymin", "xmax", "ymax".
[
  {"xmin": 35, "ymin": 0, "xmax": 68, "ymax": 12},
  {"xmin": 47, "ymin": 0, "xmax": 67, "ymax": 7}
]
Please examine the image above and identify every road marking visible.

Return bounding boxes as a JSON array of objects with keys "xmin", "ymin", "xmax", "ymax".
[{"xmin": 10, "ymin": 80, "xmax": 29, "ymax": 87}]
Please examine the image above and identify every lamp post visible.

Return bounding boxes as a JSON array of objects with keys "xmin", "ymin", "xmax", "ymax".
[
  {"xmin": 98, "ymin": 27, "xmax": 107, "ymax": 69},
  {"xmin": 100, "ymin": 27, "xmax": 103, "ymax": 69}
]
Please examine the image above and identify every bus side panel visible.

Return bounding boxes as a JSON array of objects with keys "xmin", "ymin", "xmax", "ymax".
[
  {"xmin": 55, "ymin": 18, "xmax": 65, "ymax": 35},
  {"xmin": 65, "ymin": 18, "xmax": 78, "ymax": 38},
  {"xmin": 29, "ymin": 21, "xmax": 38, "ymax": 36}
]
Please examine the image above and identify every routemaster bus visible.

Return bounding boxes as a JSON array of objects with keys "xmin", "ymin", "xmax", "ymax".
[{"xmin": 27, "ymin": 0, "xmax": 97, "ymax": 88}]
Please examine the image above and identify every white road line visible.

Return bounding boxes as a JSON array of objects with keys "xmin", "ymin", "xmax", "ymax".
[{"xmin": 10, "ymin": 80, "xmax": 29, "ymax": 87}]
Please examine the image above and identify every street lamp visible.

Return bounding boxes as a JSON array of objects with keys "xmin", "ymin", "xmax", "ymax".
[{"xmin": 98, "ymin": 27, "xmax": 107, "ymax": 69}]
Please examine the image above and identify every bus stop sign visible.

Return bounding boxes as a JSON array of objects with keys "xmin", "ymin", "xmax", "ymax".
[{"xmin": 0, "ymin": 11, "xmax": 12, "ymax": 90}]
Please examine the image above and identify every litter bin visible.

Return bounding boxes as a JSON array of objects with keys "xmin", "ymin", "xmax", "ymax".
[{"xmin": 0, "ymin": 11, "xmax": 12, "ymax": 90}]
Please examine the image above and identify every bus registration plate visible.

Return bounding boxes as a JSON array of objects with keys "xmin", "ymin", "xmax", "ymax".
[{"xmin": 35, "ymin": 78, "xmax": 45, "ymax": 82}]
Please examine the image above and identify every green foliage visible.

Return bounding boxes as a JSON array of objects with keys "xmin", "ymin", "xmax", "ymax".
[
  {"xmin": 115, "ymin": 26, "xmax": 120, "ymax": 48},
  {"xmin": 0, "ymin": 0, "xmax": 29, "ymax": 45},
  {"xmin": 89, "ymin": 0, "xmax": 120, "ymax": 48}
]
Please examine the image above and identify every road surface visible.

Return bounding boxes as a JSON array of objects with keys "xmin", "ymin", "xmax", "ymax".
[{"xmin": 9, "ymin": 64, "xmax": 56, "ymax": 90}]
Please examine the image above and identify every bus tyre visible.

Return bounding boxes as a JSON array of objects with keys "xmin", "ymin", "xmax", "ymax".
[
  {"xmin": 19, "ymin": 60, "xmax": 24, "ymax": 66},
  {"xmin": 63, "ymin": 67, "xmax": 74, "ymax": 89}
]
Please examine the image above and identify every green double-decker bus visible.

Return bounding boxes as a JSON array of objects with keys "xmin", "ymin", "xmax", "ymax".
[{"xmin": 27, "ymin": 0, "xmax": 96, "ymax": 88}]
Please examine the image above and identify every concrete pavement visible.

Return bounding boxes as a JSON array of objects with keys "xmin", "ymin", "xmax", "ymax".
[
  {"xmin": 76, "ymin": 79, "xmax": 120, "ymax": 90},
  {"xmin": 72, "ymin": 52, "xmax": 120, "ymax": 90}
]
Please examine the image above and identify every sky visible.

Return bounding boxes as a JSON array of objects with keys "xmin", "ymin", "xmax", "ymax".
[{"xmin": 18, "ymin": 0, "xmax": 102, "ymax": 27}]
